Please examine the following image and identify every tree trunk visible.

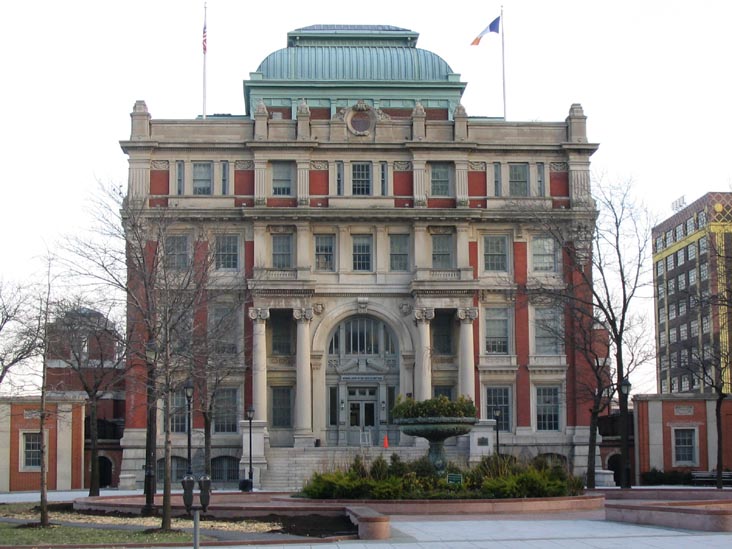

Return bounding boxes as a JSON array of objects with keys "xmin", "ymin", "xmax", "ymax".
[
  {"xmin": 88, "ymin": 399, "xmax": 100, "ymax": 496},
  {"xmin": 161, "ymin": 390, "xmax": 172, "ymax": 531},
  {"xmin": 586, "ymin": 405, "xmax": 600, "ymax": 490},
  {"xmin": 716, "ymin": 393, "xmax": 724, "ymax": 490},
  {"xmin": 204, "ymin": 411, "xmax": 212, "ymax": 477}
]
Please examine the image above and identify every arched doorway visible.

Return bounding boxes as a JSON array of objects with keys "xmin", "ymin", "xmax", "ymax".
[
  {"xmin": 97, "ymin": 456, "xmax": 113, "ymax": 488},
  {"xmin": 325, "ymin": 315, "xmax": 400, "ymax": 446}
]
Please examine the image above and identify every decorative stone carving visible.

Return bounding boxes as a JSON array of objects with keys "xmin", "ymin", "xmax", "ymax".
[
  {"xmin": 293, "ymin": 308, "xmax": 314, "ymax": 321},
  {"xmin": 468, "ymin": 162, "xmax": 486, "ymax": 171},
  {"xmin": 413, "ymin": 102, "xmax": 426, "ymax": 116},
  {"xmin": 235, "ymin": 160, "xmax": 254, "ymax": 170},
  {"xmin": 414, "ymin": 308, "xmax": 435, "ymax": 322},
  {"xmin": 550, "ymin": 162, "xmax": 569, "ymax": 172},
  {"xmin": 297, "ymin": 99, "xmax": 310, "ymax": 116},
  {"xmin": 313, "ymin": 303, "xmax": 325, "ymax": 315},
  {"xmin": 310, "ymin": 161, "xmax": 328, "ymax": 171},
  {"xmin": 454, "ymin": 104, "xmax": 467, "ymax": 117},
  {"xmin": 254, "ymin": 196, "xmax": 266, "ymax": 205},
  {"xmin": 357, "ymin": 297, "xmax": 368, "ymax": 312},
  {"xmin": 255, "ymin": 100, "xmax": 268, "ymax": 115},
  {"xmin": 457, "ymin": 307, "xmax": 478, "ymax": 322},
  {"xmin": 394, "ymin": 161, "xmax": 413, "ymax": 171},
  {"xmin": 399, "ymin": 302, "xmax": 413, "ymax": 316},
  {"xmin": 248, "ymin": 308, "xmax": 270, "ymax": 321},
  {"xmin": 151, "ymin": 160, "xmax": 169, "ymax": 170}
]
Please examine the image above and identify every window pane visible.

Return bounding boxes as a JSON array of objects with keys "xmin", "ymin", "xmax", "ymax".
[
  {"xmin": 390, "ymin": 234, "xmax": 409, "ymax": 271},
  {"xmin": 532, "ymin": 236, "xmax": 557, "ymax": 272},
  {"xmin": 171, "ymin": 390, "xmax": 188, "ymax": 433},
  {"xmin": 432, "ymin": 313, "xmax": 452, "ymax": 355},
  {"xmin": 431, "ymin": 163, "xmax": 451, "ymax": 196},
  {"xmin": 210, "ymin": 306, "xmax": 238, "ymax": 355},
  {"xmin": 432, "ymin": 234, "xmax": 453, "ymax": 269},
  {"xmin": 24, "ymin": 432, "xmax": 42, "ymax": 467},
  {"xmin": 485, "ymin": 308, "xmax": 509, "ymax": 354},
  {"xmin": 536, "ymin": 386, "xmax": 560, "ymax": 431},
  {"xmin": 352, "ymin": 163, "xmax": 372, "ymax": 195},
  {"xmin": 215, "ymin": 235, "xmax": 239, "ymax": 270},
  {"xmin": 535, "ymin": 307, "xmax": 563, "ymax": 354},
  {"xmin": 484, "ymin": 235, "xmax": 508, "ymax": 271},
  {"xmin": 272, "ymin": 234, "xmax": 292, "ymax": 269},
  {"xmin": 352, "ymin": 235, "xmax": 372, "ymax": 271},
  {"xmin": 221, "ymin": 160, "xmax": 229, "ymax": 195},
  {"xmin": 272, "ymin": 387, "xmax": 292, "ymax": 427},
  {"xmin": 315, "ymin": 235, "xmax": 335, "ymax": 271},
  {"xmin": 272, "ymin": 162, "xmax": 293, "ymax": 196},
  {"xmin": 165, "ymin": 235, "xmax": 189, "ymax": 270},
  {"xmin": 674, "ymin": 429, "xmax": 695, "ymax": 463},
  {"xmin": 211, "ymin": 456, "xmax": 239, "ymax": 481},
  {"xmin": 486, "ymin": 387, "xmax": 510, "ymax": 431},
  {"xmin": 213, "ymin": 388, "xmax": 238, "ymax": 433},
  {"xmin": 509, "ymin": 163, "xmax": 529, "ymax": 196},
  {"xmin": 271, "ymin": 313, "xmax": 292, "ymax": 355},
  {"xmin": 193, "ymin": 162, "xmax": 212, "ymax": 195}
]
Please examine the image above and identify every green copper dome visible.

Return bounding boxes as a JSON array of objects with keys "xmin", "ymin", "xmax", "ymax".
[
  {"xmin": 256, "ymin": 25, "xmax": 455, "ymax": 82},
  {"xmin": 244, "ymin": 25, "xmax": 466, "ymax": 118}
]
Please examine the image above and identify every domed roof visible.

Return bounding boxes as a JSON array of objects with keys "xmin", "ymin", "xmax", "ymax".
[{"xmin": 255, "ymin": 25, "xmax": 455, "ymax": 82}]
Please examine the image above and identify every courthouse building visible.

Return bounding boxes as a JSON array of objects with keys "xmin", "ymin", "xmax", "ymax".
[{"xmin": 118, "ymin": 25, "xmax": 601, "ymax": 489}]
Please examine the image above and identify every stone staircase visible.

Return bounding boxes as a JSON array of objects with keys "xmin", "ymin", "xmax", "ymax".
[{"xmin": 259, "ymin": 445, "xmax": 463, "ymax": 492}]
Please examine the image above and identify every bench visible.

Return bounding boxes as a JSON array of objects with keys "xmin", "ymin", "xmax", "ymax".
[
  {"xmin": 691, "ymin": 471, "xmax": 732, "ymax": 486},
  {"xmin": 345, "ymin": 506, "xmax": 390, "ymax": 540}
]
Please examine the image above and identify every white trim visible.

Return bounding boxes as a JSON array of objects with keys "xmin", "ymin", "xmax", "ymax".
[{"xmin": 671, "ymin": 426, "xmax": 699, "ymax": 467}]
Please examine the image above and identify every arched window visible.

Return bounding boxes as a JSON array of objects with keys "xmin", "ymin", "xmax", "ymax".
[
  {"xmin": 157, "ymin": 456, "xmax": 188, "ymax": 482},
  {"xmin": 211, "ymin": 456, "xmax": 240, "ymax": 482},
  {"xmin": 328, "ymin": 316, "xmax": 396, "ymax": 357}
]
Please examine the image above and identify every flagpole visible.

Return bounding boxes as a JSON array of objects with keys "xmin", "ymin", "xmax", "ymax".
[
  {"xmin": 203, "ymin": 2, "xmax": 207, "ymax": 120},
  {"xmin": 500, "ymin": 5, "xmax": 506, "ymax": 120}
]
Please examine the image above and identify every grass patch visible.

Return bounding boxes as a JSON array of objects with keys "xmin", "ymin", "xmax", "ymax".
[{"xmin": 0, "ymin": 521, "xmax": 202, "ymax": 546}]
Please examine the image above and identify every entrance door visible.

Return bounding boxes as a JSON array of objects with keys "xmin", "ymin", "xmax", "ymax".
[{"xmin": 347, "ymin": 387, "xmax": 378, "ymax": 446}]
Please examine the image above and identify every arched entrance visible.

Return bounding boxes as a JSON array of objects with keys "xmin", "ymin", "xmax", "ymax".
[
  {"xmin": 325, "ymin": 315, "xmax": 400, "ymax": 446},
  {"xmin": 97, "ymin": 456, "xmax": 113, "ymax": 488}
]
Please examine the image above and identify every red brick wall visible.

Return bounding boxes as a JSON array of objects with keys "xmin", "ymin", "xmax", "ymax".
[
  {"xmin": 427, "ymin": 198, "xmax": 456, "ymax": 208},
  {"xmin": 309, "ymin": 170, "xmax": 329, "ymax": 195},
  {"xmin": 468, "ymin": 171, "xmax": 486, "ymax": 197},
  {"xmin": 235, "ymin": 170, "xmax": 254, "ymax": 195},
  {"xmin": 309, "ymin": 108, "xmax": 331, "ymax": 120},
  {"xmin": 513, "ymin": 242, "xmax": 530, "ymax": 427},
  {"xmin": 149, "ymin": 170, "xmax": 169, "ymax": 195},
  {"xmin": 393, "ymin": 171, "xmax": 413, "ymax": 196}
]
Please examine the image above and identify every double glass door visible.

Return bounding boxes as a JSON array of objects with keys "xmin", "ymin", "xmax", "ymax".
[{"xmin": 347, "ymin": 386, "xmax": 377, "ymax": 445}]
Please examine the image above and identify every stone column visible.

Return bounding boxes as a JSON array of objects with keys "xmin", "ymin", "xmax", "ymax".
[
  {"xmin": 457, "ymin": 308, "xmax": 478, "ymax": 401},
  {"xmin": 248, "ymin": 308, "xmax": 270, "ymax": 421},
  {"xmin": 414, "ymin": 308, "xmax": 434, "ymax": 400},
  {"xmin": 293, "ymin": 307, "xmax": 314, "ymax": 446},
  {"xmin": 297, "ymin": 160, "xmax": 310, "ymax": 206},
  {"xmin": 254, "ymin": 159, "xmax": 267, "ymax": 206}
]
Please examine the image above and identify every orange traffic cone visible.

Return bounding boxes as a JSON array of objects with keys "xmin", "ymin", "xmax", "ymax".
[{"xmin": 383, "ymin": 434, "xmax": 389, "ymax": 449}]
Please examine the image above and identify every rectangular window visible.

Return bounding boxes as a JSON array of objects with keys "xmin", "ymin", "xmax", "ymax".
[
  {"xmin": 389, "ymin": 234, "xmax": 409, "ymax": 271},
  {"xmin": 176, "ymin": 161, "xmax": 185, "ymax": 195},
  {"xmin": 688, "ymin": 243, "xmax": 696, "ymax": 260},
  {"xmin": 661, "ymin": 379, "xmax": 668, "ymax": 393},
  {"xmin": 700, "ymin": 262, "xmax": 708, "ymax": 280},
  {"xmin": 675, "ymin": 224, "xmax": 684, "ymax": 240},
  {"xmin": 210, "ymin": 305, "xmax": 238, "ymax": 355},
  {"xmin": 678, "ymin": 300, "xmax": 687, "ymax": 316},
  {"xmin": 272, "ymin": 234, "xmax": 293, "ymax": 269},
  {"xmin": 484, "ymin": 235, "xmax": 508, "ymax": 271},
  {"xmin": 669, "ymin": 328, "xmax": 677, "ymax": 343},
  {"xmin": 681, "ymin": 375, "xmax": 690, "ymax": 392},
  {"xmin": 431, "ymin": 234, "xmax": 453, "ymax": 269},
  {"xmin": 677, "ymin": 249, "xmax": 685, "ymax": 266},
  {"xmin": 493, "ymin": 162, "xmax": 502, "ymax": 196},
  {"xmin": 674, "ymin": 428, "xmax": 696, "ymax": 465},
  {"xmin": 666, "ymin": 255, "xmax": 674, "ymax": 270},
  {"xmin": 430, "ymin": 163, "xmax": 452, "ymax": 196},
  {"xmin": 380, "ymin": 161, "xmax": 388, "ymax": 196},
  {"xmin": 215, "ymin": 234, "xmax": 239, "ymax": 270},
  {"xmin": 336, "ymin": 161, "xmax": 344, "ymax": 196},
  {"xmin": 655, "ymin": 236, "xmax": 664, "ymax": 252},
  {"xmin": 536, "ymin": 386, "xmax": 560, "ymax": 431},
  {"xmin": 315, "ymin": 234, "xmax": 335, "ymax": 271},
  {"xmin": 171, "ymin": 390, "xmax": 188, "ymax": 433},
  {"xmin": 23, "ymin": 432, "xmax": 42, "ymax": 468},
  {"xmin": 164, "ymin": 235, "xmax": 190, "ymax": 270},
  {"xmin": 328, "ymin": 386, "xmax": 338, "ymax": 426},
  {"xmin": 680, "ymin": 323, "xmax": 688, "ymax": 340},
  {"xmin": 658, "ymin": 307, "xmax": 666, "ymax": 324},
  {"xmin": 657, "ymin": 283, "xmax": 665, "ymax": 299},
  {"xmin": 668, "ymin": 279, "xmax": 675, "ymax": 295},
  {"xmin": 534, "ymin": 307, "xmax": 563, "ymax": 354},
  {"xmin": 272, "ymin": 387, "xmax": 292, "ymax": 428},
  {"xmin": 169, "ymin": 305, "xmax": 192, "ymax": 354},
  {"xmin": 698, "ymin": 211, "xmax": 707, "ymax": 228},
  {"xmin": 352, "ymin": 235, "xmax": 373, "ymax": 271},
  {"xmin": 221, "ymin": 161, "xmax": 229, "ymax": 195},
  {"xmin": 703, "ymin": 316, "xmax": 711, "ymax": 334},
  {"xmin": 193, "ymin": 162, "xmax": 213, "ymax": 195},
  {"xmin": 213, "ymin": 388, "xmax": 238, "ymax": 433},
  {"xmin": 509, "ymin": 163, "xmax": 529, "ymax": 196},
  {"xmin": 536, "ymin": 163, "xmax": 545, "ymax": 196},
  {"xmin": 431, "ymin": 313, "xmax": 453, "ymax": 355},
  {"xmin": 486, "ymin": 387, "xmax": 511, "ymax": 431},
  {"xmin": 690, "ymin": 319, "xmax": 699, "ymax": 337},
  {"xmin": 689, "ymin": 269, "xmax": 697, "ymax": 285},
  {"xmin": 271, "ymin": 312, "xmax": 292, "ymax": 355},
  {"xmin": 666, "ymin": 230, "xmax": 674, "ymax": 245},
  {"xmin": 686, "ymin": 217, "xmax": 695, "ymax": 234},
  {"xmin": 485, "ymin": 308, "xmax": 510, "ymax": 354},
  {"xmin": 656, "ymin": 261, "xmax": 664, "ymax": 276},
  {"xmin": 352, "ymin": 162, "xmax": 372, "ymax": 196},
  {"xmin": 699, "ymin": 236, "xmax": 707, "ymax": 253},
  {"xmin": 532, "ymin": 236, "xmax": 558, "ymax": 272},
  {"xmin": 678, "ymin": 274, "xmax": 686, "ymax": 291},
  {"xmin": 659, "ymin": 331, "xmax": 666, "ymax": 347},
  {"xmin": 434, "ymin": 385, "xmax": 453, "ymax": 399},
  {"xmin": 272, "ymin": 161, "xmax": 294, "ymax": 196}
]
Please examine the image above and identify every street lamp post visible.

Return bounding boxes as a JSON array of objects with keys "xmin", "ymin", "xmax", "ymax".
[
  {"xmin": 246, "ymin": 405, "xmax": 254, "ymax": 491},
  {"xmin": 184, "ymin": 379, "xmax": 194, "ymax": 476},
  {"xmin": 619, "ymin": 377, "xmax": 632, "ymax": 489},
  {"xmin": 493, "ymin": 409, "xmax": 501, "ymax": 456}
]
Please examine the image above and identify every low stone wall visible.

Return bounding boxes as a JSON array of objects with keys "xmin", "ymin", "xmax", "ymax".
[{"xmin": 606, "ymin": 500, "xmax": 732, "ymax": 532}]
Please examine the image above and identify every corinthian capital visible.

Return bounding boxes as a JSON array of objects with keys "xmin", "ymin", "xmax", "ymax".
[
  {"xmin": 293, "ymin": 307, "xmax": 314, "ymax": 321},
  {"xmin": 457, "ymin": 307, "xmax": 478, "ymax": 322},
  {"xmin": 248, "ymin": 308, "xmax": 270, "ymax": 321},
  {"xmin": 414, "ymin": 307, "xmax": 435, "ymax": 322}
]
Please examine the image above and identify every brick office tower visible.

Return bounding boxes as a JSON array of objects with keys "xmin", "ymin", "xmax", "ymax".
[{"xmin": 119, "ymin": 25, "xmax": 601, "ymax": 490}]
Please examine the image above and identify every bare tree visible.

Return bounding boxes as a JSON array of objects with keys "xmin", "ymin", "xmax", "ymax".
[
  {"xmin": 526, "ymin": 178, "xmax": 655, "ymax": 488},
  {"xmin": 0, "ymin": 279, "xmax": 42, "ymax": 390},
  {"xmin": 45, "ymin": 296, "xmax": 126, "ymax": 496}
]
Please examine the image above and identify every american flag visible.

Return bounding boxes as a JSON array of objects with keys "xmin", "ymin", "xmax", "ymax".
[{"xmin": 202, "ymin": 19, "xmax": 207, "ymax": 54}]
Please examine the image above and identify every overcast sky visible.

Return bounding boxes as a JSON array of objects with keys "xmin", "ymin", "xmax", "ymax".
[{"xmin": 2, "ymin": 0, "xmax": 730, "ymax": 392}]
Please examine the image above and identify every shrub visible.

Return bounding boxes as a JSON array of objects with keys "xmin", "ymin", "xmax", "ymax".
[
  {"xmin": 640, "ymin": 467, "xmax": 692, "ymax": 486},
  {"xmin": 388, "ymin": 453, "xmax": 408, "ymax": 478},
  {"xmin": 369, "ymin": 455, "xmax": 389, "ymax": 481},
  {"xmin": 349, "ymin": 455, "xmax": 368, "ymax": 478},
  {"xmin": 391, "ymin": 395, "xmax": 476, "ymax": 419}
]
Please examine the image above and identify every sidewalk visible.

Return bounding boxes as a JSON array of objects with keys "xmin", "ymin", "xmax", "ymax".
[{"xmin": 3, "ymin": 489, "xmax": 732, "ymax": 548}]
